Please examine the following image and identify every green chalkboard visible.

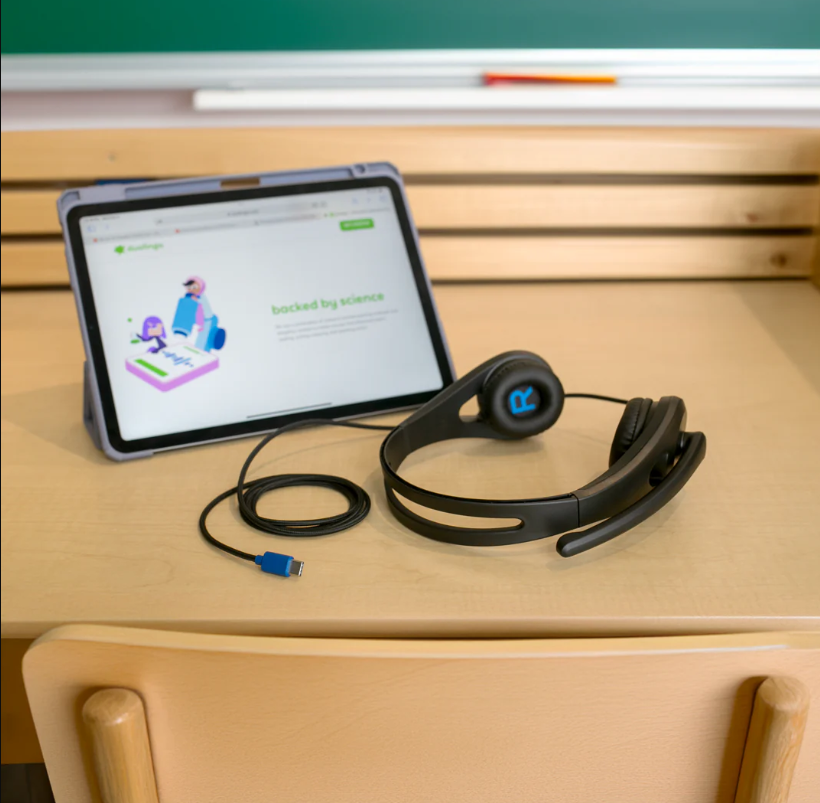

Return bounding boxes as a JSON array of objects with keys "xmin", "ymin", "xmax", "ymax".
[{"xmin": 2, "ymin": 0, "xmax": 819, "ymax": 54}]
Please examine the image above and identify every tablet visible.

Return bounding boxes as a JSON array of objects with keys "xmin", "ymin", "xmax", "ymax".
[{"xmin": 61, "ymin": 164, "xmax": 453, "ymax": 460}]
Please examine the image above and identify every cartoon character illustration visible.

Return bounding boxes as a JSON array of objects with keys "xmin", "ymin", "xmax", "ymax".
[
  {"xmin": 172, "ymin": 276, "xmax": 226, "ymax": 352},
  {"xmin": 125, "ymin": 276, "xmax": 226, "ymax": 392},
  {"xmin": 135, "ymin": 316, "xmax": 167, "ymax": 353},
  {"xmin": 184, "ymin": 276, "xmax": 204, "ymax": 300}
]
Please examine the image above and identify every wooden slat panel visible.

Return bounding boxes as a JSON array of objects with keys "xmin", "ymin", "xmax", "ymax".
[
  {"xmin": 408, "ymin": 185, "xmax": 820, "ymax": 229},
  {"xmin": 3, "ymin": 128, "xmax": 819, "ymax": 182},
  {"xmin": 1, "ymin": 190, "xmax": 61, "ymax": 234},
  {"xmin": 814, "ymin": 196, "xmax": 820, "ymax": 288},
  {"xmin": 1, "ymin": 241, "xmax": 68, "ymax": 286},
  {"xmin": 420, "ymin": 236, "xmax": 815, "ymax": 280},
  {"xmin": 3, "ymin": 236, "xmax": 813, "ymax": 287},
  {"xmin": 4, "ymin": 185, "xmax": 819, "ymax": 236}
]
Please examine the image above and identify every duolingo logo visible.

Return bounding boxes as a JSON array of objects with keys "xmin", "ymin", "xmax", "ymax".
[{"xmin": 114, "ymin": 243, "xmax": 163, "ymax": 255}]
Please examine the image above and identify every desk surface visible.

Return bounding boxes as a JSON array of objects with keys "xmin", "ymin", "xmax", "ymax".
[{"xmin": 2, "ymin": 282, "xmax": 820, "ymax": 639}]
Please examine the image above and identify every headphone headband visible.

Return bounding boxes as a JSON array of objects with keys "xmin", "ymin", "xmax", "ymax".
[{"xmin": 380, "ymin": 352, "xmax": 706, "ymax": 556}]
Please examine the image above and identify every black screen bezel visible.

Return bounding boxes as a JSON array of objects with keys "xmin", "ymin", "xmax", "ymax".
[{"xmin": 67, "ymin": 175, "xmax": 453, "ymax": 454}]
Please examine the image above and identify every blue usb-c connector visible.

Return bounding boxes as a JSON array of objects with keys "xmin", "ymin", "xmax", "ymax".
[{"xmin": 254, "ymin": 552, "xmax": 305, "ymax": 578}]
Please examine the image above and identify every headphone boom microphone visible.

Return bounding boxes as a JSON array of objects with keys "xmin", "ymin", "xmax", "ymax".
[{"xmin": 556, "ymin": 432, "xmax": 706, "ymax": 557}]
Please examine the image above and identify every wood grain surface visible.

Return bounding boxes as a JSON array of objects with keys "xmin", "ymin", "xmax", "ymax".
[
  {"xmin": 3, "ymin": 128, "xmax": 819, "ymax": 181},
  {"xmin": 3, "ymin": 128, "xmax": 818, "ymax": 287},
  {"xmin": 4, "ymin": 185, "xmax": 819, "ymax": 235},
  {"xmin": 1, "ymin": 190, "xmax": 62, "ymax": 235},
  {"xmin": 408, "ymin": 184, "xmax": 820, "ymax": 229},
  {"xmin": 22, "ymin": 627, "xmax": 820, "ymax": 803},
  {"xmin": 734, "ymin": 677, "xmax": 811, "ymax": 803},
  {"xmin": 1, "ymin": 235, "xmax": 816, "ymax": 287},
  {"xmin": 82, "ymin": 689, "xmax": 159, "ymax": 803},
  {"xmin": 2, "ymin": 282, "xmax": 820, "ymax": 639},
  {"xmin": 419, "ymin": 235, "xmax": 816, "ymax": 279}
]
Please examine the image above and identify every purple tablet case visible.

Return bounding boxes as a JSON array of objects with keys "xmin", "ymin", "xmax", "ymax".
[{"xmin": 59, "ymin": 163, "xmax": 449, "ymax": 460}]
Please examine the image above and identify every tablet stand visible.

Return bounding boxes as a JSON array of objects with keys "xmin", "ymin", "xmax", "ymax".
[{"xmin": 83, "ymin": 361, "xmax": 103, "ymax": 451}]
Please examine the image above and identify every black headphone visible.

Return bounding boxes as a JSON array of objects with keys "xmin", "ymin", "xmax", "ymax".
[{"xmin": 380, "ymin": 351, "xmax": 706, "ymax": 557}]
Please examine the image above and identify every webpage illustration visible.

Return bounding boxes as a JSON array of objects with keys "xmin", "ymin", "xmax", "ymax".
[
  {"xmin": 120, "ymin": 274, "xmax": 226, "ymax": 391},
  {"xmin": 125, "ymin": 275, "xmax": 226, "ymax": 392},
  {"xmin": 80, "ymin": 186, "xmax": 443, "ymax": 442}
]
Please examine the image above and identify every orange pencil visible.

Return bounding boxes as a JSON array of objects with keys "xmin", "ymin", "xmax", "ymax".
[{"xmin": 483, "ymin": 73, "xmax": 617, "ymax": 86}]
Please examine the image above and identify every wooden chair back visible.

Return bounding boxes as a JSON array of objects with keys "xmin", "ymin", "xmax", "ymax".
[{"xmin": 22, "ymin": 626, "xmax": 819, "ymax": 802}]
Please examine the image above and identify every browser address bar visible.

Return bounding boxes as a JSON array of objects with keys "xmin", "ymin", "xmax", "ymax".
[
  {"xmin": 156, "ymin": 210, "xmax": 255, "ymax": 226},
  {"xmin": 157, "ymin": 201, "xmax": 320, "ymax": 226}
]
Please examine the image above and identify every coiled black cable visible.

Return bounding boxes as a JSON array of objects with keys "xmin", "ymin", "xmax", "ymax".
[{"xmin": 199, "ymin": 418, "xmax": 395, "ymax": 563}]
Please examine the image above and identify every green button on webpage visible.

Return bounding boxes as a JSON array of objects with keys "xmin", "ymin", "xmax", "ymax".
[{"xmin": 340, "ymin": 218, "xmax": 374, "ymax": 231}]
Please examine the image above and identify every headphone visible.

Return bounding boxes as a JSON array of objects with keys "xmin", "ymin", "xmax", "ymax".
[{"xmin": 380, "ymin": 351, "xmax": 706, "ymax": 557}]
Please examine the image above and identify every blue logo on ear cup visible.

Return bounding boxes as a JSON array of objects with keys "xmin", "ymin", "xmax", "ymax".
[{"xmin": 509, "ymin": 386, "xmax": 537, "ymax": 415}]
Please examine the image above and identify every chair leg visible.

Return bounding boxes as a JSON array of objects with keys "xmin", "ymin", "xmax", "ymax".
[
  {"xmin": 82, "ymin": 689, "xmax": 159, "ymax": 803},
  {"xmin": 734, "ymin": 677, "xmax": 810, "ymax": 803}
]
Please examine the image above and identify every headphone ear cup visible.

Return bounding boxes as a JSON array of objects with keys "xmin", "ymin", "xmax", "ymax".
[
  {"xmin": 479, "ymin": 358, "xmax": 565, "ymax": 439},
  {"xmin": 609, "ymin": 398, "xmax": 654, "ymax": 466}
]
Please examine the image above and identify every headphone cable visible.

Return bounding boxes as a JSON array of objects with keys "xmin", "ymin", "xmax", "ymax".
[
  {"xmin": 199, "ymin": 418, "xmax": 395, "ymax": 574},
  {"xmin": 565, "ymin": 392, "xmax": 628, "ymax": 405},
  {"xmin": 199, "ymin": 394, "xmax": 628, "ymax": 576}
]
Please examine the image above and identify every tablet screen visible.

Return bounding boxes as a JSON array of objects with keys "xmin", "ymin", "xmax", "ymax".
[{"xmin": 71, "ymin": 178, "xmax": 451, "ymax": 452}]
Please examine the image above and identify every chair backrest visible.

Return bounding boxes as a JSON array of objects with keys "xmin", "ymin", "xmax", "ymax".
[{"xmin": 23, "ymin": 626, "xmax": 819, "ymax": 803}]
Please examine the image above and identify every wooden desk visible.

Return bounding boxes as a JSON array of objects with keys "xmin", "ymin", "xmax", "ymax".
[{"xmin": 2, "ymin": 281, "xmax": 820, "ymax": 641}]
